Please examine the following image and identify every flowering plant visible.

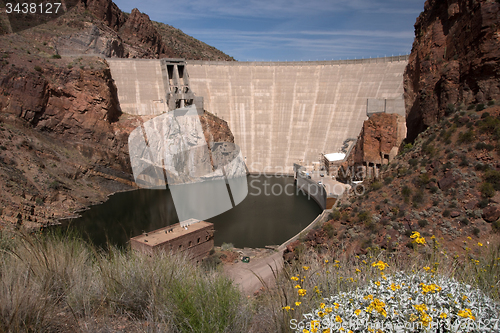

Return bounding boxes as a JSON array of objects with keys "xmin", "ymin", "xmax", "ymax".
[{"xmin": 293, "ymin": 271, "xmax": 500, "ymax": 333}]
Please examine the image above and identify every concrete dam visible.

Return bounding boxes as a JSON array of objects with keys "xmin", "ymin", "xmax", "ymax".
[{"xmin": 108, "ymin": 56, "xmax": 408, "ymax": 173}]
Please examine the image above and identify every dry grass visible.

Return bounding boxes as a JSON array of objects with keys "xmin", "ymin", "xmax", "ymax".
[{"xmin": 0, "ymin": 231, "xmax": 250, "ymax": 333}]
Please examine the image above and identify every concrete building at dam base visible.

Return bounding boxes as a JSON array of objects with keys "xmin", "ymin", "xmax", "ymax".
[
  {"xmin": 108, "ymin": 55, "xmax": 408, "ymax": 176},
  {"xmin": 130, "ymin": 219, "xmax": 214, "ymax": 261}
]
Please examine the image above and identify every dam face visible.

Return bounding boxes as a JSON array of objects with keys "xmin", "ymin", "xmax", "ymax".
[{"xmin": 108, "ymin": 57, "xmax": 408, "ymax": 173}]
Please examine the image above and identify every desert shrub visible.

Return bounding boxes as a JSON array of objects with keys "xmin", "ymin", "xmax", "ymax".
[
  {"xmin": 443, "ymin": 210, "xmax": 451, "ymax": 217},
  {"xmin": 484, "ymin": 170, "xmax": 500, "ymax": 190},
  {"xmin": 401, "ymin": 185, "xmax": 411, "ymax": 198},
  {"xmin": 459, "ymin": 154, "xmax": 469, "ymax": 167},
  {"xmin": 458, "ymin": 129, "xmax": 475, "ymax": 144},
  {"xmin": 460, "ymin": 217, "xmax": 470, "ymax": 225},
  {"xmin": 478, "ymin": 199, "xmax": 489, "ymax": 209},
  {"xmin": 417, "ymin": 173, "xmax": 430, "ymax": 187},
  {"xmin": 412, "ymin": 190, "xmax": 424, "ymax": 205},
  {"xmin": 34, "ymin": 65, "xmax": 42, "ymax": 72},
  {"xmin": 370, "ymin": 181, "xmax": 382, "ymax": 191},
  {"xmin": 330, "ymin": 209, "xmax": 341, "ymax": 220},
  {"xmin": 475, "ymin": 162, "xmax": 491, "ymax": 172},
  {"xmin": 422, "ymin": 143, "xmax": 437, "ymax": 157},
  {"xmin": 322, "ymin": 223, "xmax": 335, "ymax": 238},
  {"xmin": 481, "ymin": 112, "xmax": 490, "ymax": 119},
  {"xmin": 383, "ymin": 176, "xmax": 393, "ymax": 185},
  {"xmin": 48, "ymin": 180, "xmax": 60, "ymax": 190},
  {"xmin": 409, "ymin": 158, "xmax": 418, "ymax": 167},
  {"xmin": 397, "ymin": 167, "xmax": 409, "ymax": 177},
  {"xmin": 52, "ymin": 54, "xmax": 61, "ymax": 59},
  {"xmin": 220, "ymin": 242, "xmax": 234, "ymax": 251},
  {"xmin": 479, "ymin": 182, "xmax": 495, "ymax": 198},
  {"xmin": 445, "ymin": 103, "xmax": 456, "ymax": 116},
  {"xmin": 430, "ymin": 186, "xmax": 439, "ymax": 194},
  {"xmin": 418, "ymin": 219, "xmax": 428, "ymax": 228},
  {"xmin": 473, "ymin": 227, "xmax": 480, "ymax": 236},
  {"xmin": 476, "ymin": 103, "xmax": 485, "ymax": 111},
  {"xmin": 493, "ymin": 220, "xmax": 500, "ymax": 232},
  {"xmin": 478, "ymin": 116, "xmax": 500, "ymax": 135},
  {"xmin": 475, "ymin": 142, "xmax": 495, "ymax": 151},
  {"xmin": 399, "ymin": 143, "xmax": 413, "ymax": 155},
  {"xmin": 358, "ymin": 211, "xmax": 371, "ymax": 223}
]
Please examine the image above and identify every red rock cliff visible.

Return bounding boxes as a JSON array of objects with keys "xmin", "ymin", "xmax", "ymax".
[{"xmin": 405, "ymin": 0, "xmax": 500, "ymax": 141}]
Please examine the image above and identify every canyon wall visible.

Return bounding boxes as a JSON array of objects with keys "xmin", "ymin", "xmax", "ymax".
[{"xmin": 405, "ymin": 0, "xmax": 500, "ymax": 141}]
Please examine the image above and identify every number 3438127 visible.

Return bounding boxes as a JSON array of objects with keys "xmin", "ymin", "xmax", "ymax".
[{"xmin": 4, "ymin": 3, "xmax": 62, "ymax": 14}]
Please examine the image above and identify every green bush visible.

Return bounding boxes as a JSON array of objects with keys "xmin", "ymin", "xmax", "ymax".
[
  {"xmin": 358, "ymin": 211, "xmax": 371, "ymax": 223},
  {"xmin": 399, "ymin": 143, "xmax": 413, "ymax": 155},
  {"xmin": 476, "ymin": 103, "xmax": 485, "ymax": 111},
  {"xmin": 330, "ymin": 209, "xmax": 341, "ymax": 220},
  {"xmin": 322, "ymin": 223, "xmax": 335, "ymax": 238},
  {"xmin": 418, "ymin": 219, "xmax": 428, "ymax": 228},
  {"xmin": 475, "ymin": 142, "xmax": 495, "ymax": 151},
  {"xmin": 409, "ymin": 158, "xmax": 419, "ymax": 167},
  {"xmin": 484, "ymin": 170, "xmax": 500, "ymax": 190},
  {"xmin": 443, "ymin": 210, "xmax": 451, "ymax": 217},
  {"xmin": 370, "ymin": 181, "xmax": 382, "ymax": 191},
  {"xmin": 480, "ymin": 182, "xmax": 495, "ymax": 198},
  {"xmin": 34, "ymin": 65, "xmax": 42, "ymax": 72},
  {"xmin": 493, "ymin": 220, "xmax": 500, "ymax": 232},
  {"xmin": 51, "ymin": 54, "xmax": 61, "ymax": 59},
  {"xmin": 401, "ymin": 185, "xmax": 411, "ymax": 198},
  {"xmin": 458, "ymin": 129, "xmax": 475, "ymax": 144},
  {"xmin": 383, "ymin": 176, "xmax": 393, "ymax": 185},
  {"xmin": 445, "ymin": 103, "xmax": 456, "ymax": 116},
  {"xmin": 422, "ymin": 143, "xmax": 437, "ymax": 157}
]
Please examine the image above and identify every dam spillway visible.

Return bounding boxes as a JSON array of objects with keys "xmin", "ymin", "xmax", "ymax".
[{"xmin": 108, "ymin": 56, "xmax": 408, "ymax": 173}]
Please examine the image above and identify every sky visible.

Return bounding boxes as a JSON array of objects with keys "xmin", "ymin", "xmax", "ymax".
[{"xmin": 113, "ymin": 0, "xmax": 426, "ymax": 62}]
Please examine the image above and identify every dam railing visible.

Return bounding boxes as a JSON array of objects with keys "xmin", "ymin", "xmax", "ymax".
[{"xmin": 186, "ymin": 55, "xmax": 409, "ymax": 66}]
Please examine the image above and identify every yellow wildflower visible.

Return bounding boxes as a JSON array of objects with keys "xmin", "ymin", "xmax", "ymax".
[
  {"xmin": 298, "ymin": 289, "xmax": 307, "ymax": 297},
  {"xmin": 372, "ymin": 260, "xmax": 389, "ymax": 271},
  {"xmin": 295, "ymin": 301, "xmax": 302, "ymax": 306},
  {"xmin": 303, "ymin": 266, "xmax": 310, "ymax": 271},
  {"xmin": 457, "ymin": 308, "xmax": 475, "ymax": 320}
]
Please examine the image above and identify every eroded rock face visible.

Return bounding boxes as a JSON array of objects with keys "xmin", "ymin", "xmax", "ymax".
[
  {"xmin": 405, "ymin": 0, "xmax": 500, "ymax": 141},
  {"xmin": 340, "ymin": 113, "xmax": 406, "ymax": 180},
  {"xmin": 0, "ymin": 60, "xmax": 235, "ymax": 229},
  {"xmin": 118, "ymin": 8, "xmax": 176, "ymax": 58}
]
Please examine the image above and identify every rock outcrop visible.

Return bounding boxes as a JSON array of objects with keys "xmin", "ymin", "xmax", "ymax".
[
  {"xmin": 340, "ymin": 113, "xmax": 406, "ymax": 180},
  {"xmin": 49, "ymin": 0, "xmax": 234, "ymax": 60},
  {"xmin": 0, "ymin": 0, "xmax": 236, "ymax": 229},
  {"xmin": 405, "ymin": 0, "xmax": 500, "ymax": 141}
]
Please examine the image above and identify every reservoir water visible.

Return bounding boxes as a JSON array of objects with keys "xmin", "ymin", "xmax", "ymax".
[{"xmin": 62, "ymin": 175, "xmax": 322, "ymax": 248}]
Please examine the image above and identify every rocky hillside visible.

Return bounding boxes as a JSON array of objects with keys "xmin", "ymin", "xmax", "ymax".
[
  {"xmin": 1, "ymin": 0, "xmax": 234, "ymax": 60},
  {"xmin": 405, "ymin": 0, "xmax": 500, "ymax": 141},
  {"xmin": 0, "ymin": 0, "xmax": 235, "ymax": 230},
  {"xmin": 285, "ymin": 104, "xmax": 500, "ymax": 262}
]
